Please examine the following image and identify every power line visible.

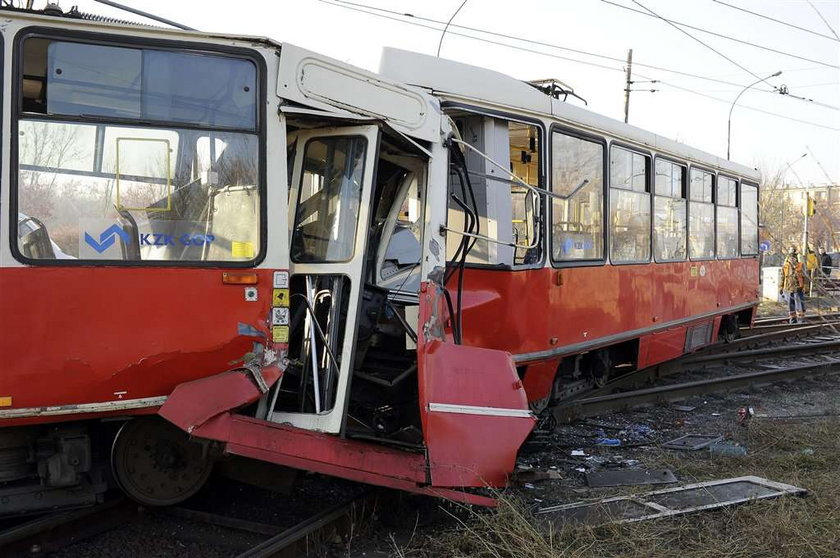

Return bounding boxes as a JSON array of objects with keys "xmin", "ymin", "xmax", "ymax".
[
  {"xmin": 711, "ymin": 0, "xmax": 840, "ymax": 42},
  {"xmin": 806, "ymin": 0, "xmax": 840, "ymax": 41},
  {"xmin": 324, "ymin": 0, "xmax": 789, "ymax": 92},
  {"xmin": 601, "ymin": 0, "xmax": 839, "ymax": 70},
  {"xmin": 437, "ymin": 0, "xmax": 468, "ymax": 57},
  {"xmin": 319, "ymin": 0, "xmax": 839, "ymax": 128},
  {"xmin": 629, "ymin": 0, "xmax": 762, "ymax": 80},
  {"xmin": 641, "ymin": 73, "xmax": 840, "ymax": 132}
]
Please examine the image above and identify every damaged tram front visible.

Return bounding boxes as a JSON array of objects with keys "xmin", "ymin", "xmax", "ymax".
[{"xmin": 0, "ymin": 9, "xmax": 534, "ymax": 513}]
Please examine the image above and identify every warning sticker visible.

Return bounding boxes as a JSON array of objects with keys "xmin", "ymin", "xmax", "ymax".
[
  {"xmin": 690, "ymin": 266, "xmax": 699, "ymax": 277},
  {"xmin": 273, "ymin": 271, "xmax": 289, "ymax": 289},
  {"xmin": 272, "ymin": 307, "xmax": 290, "ymax": 326},
  {"xmin": 272, "ymin": 288, "xmax": 290, "ymax": 307},
  {"xmin": 272, "ymin": 325, "xmax": 289, "ymax": 343},
  {"xmin": 231, "ymin": 241, "xmax": 255, "ymax": 259}
]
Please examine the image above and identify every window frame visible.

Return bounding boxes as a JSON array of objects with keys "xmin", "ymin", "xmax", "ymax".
[
  {"xmin": 9, "ymin": 26, "xmax": 267, "ymax": 268},
  {"xmin": 652, "ymin": 154, "xmax": 688, "ymax": 263},
  {"xmin": 715, "ymin": 173, "xmax": 740, "ymax": 260},
  {"xmin": 441, "ymin": 102, "xmax": 547, "ymax": 272},
  {"xmin": 548, "ymin": 123, "xmax": 608, "ymax": 269},
  {"xmin": 608, "ymin": 141, "xmax": 652, "ymax": 266},
  {"xmin": 290, "ymin": 134, "xmax": 368, "ymax": 264},
  {"xmin": 687, "ymin": 164, "xmax": 717, "ymax": 262},
  {"xmin": 740, "ymin": 180, "xmax": 759, "ymax": 257}
]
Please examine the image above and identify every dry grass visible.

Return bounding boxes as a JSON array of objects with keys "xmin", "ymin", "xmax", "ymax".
[{"xmin": 406, "ymin": 419, "xmax": 840, "ymax": 558}]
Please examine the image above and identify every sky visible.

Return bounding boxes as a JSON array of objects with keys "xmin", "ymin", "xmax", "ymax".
[{"xmin": 61, "ymin": 0, "xmax": 840, "ymax": 186}]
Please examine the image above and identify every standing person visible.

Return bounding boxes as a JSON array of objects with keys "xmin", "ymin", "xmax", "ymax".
[
  {"xmin": 782, "ymin": 247, "xmax": 806, "ymax": 324},
  {"xmin": 820, "ymin": 246, "xmax": 833, "ymax": 277},
  {"xmin": 806, "ymin": 247, "xmax": 818, "ymax": 280}
]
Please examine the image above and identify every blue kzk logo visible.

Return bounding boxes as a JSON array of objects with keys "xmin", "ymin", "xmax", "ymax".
[
  {"xmin": 84, "ymin": 225, "xmax": 216, "ymax": 254},
  {"xmin": 84, "ymin": 225, "xmax": 130, "ymax": 254}
]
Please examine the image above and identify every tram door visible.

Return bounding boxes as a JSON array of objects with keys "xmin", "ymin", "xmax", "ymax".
[{"xmin": 267, "ymin": 125, "xmax": 380, "ymax": 434}]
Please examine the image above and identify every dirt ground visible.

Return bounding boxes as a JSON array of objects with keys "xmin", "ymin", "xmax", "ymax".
[{"xmin": 335, "ymin": 319, "xmax": 840, "ymax": 557}]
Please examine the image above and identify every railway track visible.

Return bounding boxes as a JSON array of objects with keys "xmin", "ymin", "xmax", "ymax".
[
  {"xmin": 553, "ymin": 325, "xmax": 840, "ymax": 422},
  {"xmin": 752, "ymin": 310, "xmax": 840, "ymax": 327},
  {"xmin": 0, "ymin": 488, "xmax": 371, "ymax": 557},
  {"xmin": 0, "ymin": 497, "xmax": 137, "ymax": 556}
]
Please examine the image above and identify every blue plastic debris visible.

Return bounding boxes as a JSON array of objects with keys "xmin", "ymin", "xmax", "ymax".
[{"xmin": 595, "ymin": 438, "xmax": 621, "ymax": 446}]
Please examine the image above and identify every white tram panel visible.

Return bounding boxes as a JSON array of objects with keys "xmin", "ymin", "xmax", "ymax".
[
  {"xmin": 276, "ymin": 44, "xmax": 438, "ymax": 143},
  {"xmin": 379, "ymin": 47, "xmax": 758, "ymax": 182}
]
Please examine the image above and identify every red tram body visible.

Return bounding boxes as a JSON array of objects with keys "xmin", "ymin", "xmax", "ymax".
[{"xmin": 0, "ymin": 8, "xmax": 758, "ymax": 513}]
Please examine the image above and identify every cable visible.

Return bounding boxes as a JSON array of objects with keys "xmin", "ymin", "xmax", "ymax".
[
  {"xmin": 325, "ymin": 0, "xmax": 833, "ymax": 97},
  {"xmin": 806, "ymin": 0, "xmax": 840, "ymax": 40},
  {"xmin": 320, "ymin": 0, "xmax": 625, "ymax": 73},
  {"xmin": 630, "ymin": 0, "xmax": 760, "ymax": 80},
  {"xmin": 712, "ymin": 0, "xmax": 840, "ymax": 42},
  {"xmin": 641, "ymin": 73, "xmax": 840, "ymax": 132},
  {"xmin": 602, "ymin": 0, "xmax": 839, "ymax": 69},
  {"xmin": 437, "ymin": 0, "xmax": 468, "ymax": 57},
  {"xmin": 319, "ymin": 0, "xmax": 839, "ymax": 128}
]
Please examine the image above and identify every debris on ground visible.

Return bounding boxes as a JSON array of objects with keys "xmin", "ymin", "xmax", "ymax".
[
  {"xmin": 707, "ymin": 441, "xmax": 748, "ymax": 456},
  {"xmin": 661, "ymin": 434, "xmax": 724, "ymax": 450},
  {"xmin": 585, "ymin": 469, "xmax": 677, "ymax": 488},
  {"xmin": 537, "ymin": 476, "xmax": 807, "ymax": 525}
]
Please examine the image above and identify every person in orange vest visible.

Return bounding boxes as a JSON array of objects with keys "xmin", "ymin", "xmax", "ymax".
[{"xmin": 782, "ymin": 247, "xmax": 806, "ymax": 323}]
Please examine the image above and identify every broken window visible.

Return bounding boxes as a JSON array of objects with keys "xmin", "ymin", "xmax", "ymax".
[{"xmin": 446, "ymin": 116, "xmax": 542, "ymax": 267}]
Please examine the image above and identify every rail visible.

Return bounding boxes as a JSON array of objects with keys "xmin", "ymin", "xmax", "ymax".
[
  {"xmin": 553, "ymin": 324, "xmax": 840, "ymax": 421},
  {"xmin": 554, "ymin": 356, "xmax": 840, "ymax": 422}
]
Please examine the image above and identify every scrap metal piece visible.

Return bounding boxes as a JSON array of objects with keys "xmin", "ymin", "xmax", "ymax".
[
  {"xmin": 586, "ymin": 469, "xmax": 677, "ymax": 488},
  {"xmin": 672, "ymin": 405, "xmax": 696, "ymax": 412},
  {"xmin": 537, "ymin": 476, "xmax": 806, "ymax": 525},
  {"xmin": 662, "ymin": 434, "xmax": 723, "ymax": 450}
]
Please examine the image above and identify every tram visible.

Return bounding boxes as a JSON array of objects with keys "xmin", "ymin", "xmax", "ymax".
[{"xmin": 0, "ymin": 6, "xmax": 759, "ymax": 513}]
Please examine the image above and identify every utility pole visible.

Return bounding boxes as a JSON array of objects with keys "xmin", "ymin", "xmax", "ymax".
[{"xmin": 623, "ymin": 49, "xmax": 633, "ymax": 124}]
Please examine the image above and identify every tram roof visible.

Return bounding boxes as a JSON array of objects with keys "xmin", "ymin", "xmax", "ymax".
[{"xmin": 380, "ymin": 48, "xmax": 760, "ymax": 181}]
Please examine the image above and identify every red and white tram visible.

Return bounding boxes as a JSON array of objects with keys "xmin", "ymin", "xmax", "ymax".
[{"xmin": 0, "ymin": 7, "xmax": 758, "ymax": 513}]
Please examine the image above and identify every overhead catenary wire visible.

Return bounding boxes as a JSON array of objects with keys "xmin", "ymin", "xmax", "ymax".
[
  {"xmin": 436, "ymin": 0, "xmax": 468, "ymax": 57},
  {"xmin": 640, "ymin": 73, "xmax": 840, "ymax": 132},
  {"xmin": 319, "ymin": 0, "xmax": 840, "ymax": 131},
  {"xmin": 630, "ymin": 0, "xmax": 766, "ymax": 81},
  {"xmin": 323, "ymin": 0, "xmax": 828, "ymax": 94},
  {"xmin": 602, "ymin": 0, "xmax": 840, "ymax": 70},
  {"xmin": 805, "ymin": 0, "xmax": 840, "ymax": 41},
  {"xmin": 711, "ymin": 0, "xmax": 840, "ymax": 43}
]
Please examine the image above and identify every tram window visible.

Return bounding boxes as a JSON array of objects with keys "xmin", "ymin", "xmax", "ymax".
[
  {"xmin": 17, "ymin": 120, "xmax": 260, "ymax": 261},
  {"xmin": 41, "ymin": 41, "xmax": 257, "ymax": 130},
  {"xmin": 445, "ymin": 117, "xmax": 541, "ymax": 267},
  {"xmin": 689, "ymin": 168, "xmax": 715, "ymax": 259},
  {"xmin": 609, "ymin": 146, "xmax": 650, "ymax": 263},
  {"xmin": 291, "ymin": 137, "xmax": 366, "ymax": 263},
  {"xmin": 689, "ymin": 167, "xmax": 713, "ymax": 203},
  {"xmin": 741, "ymin": 182, "xmax": 759, "ymax": 255},
  {"xmin": 717, "ymin": 176, "xmax": 739, "ymax": 258},
  {"xmin": 653, "ymin": 159, "xmax": 687, "ymax": 261},
  {"xmin": 15, "ymin": 36, "xmax": 262, "ymax": 264},
  {"xmin": 551, "ymin": 131, "xmax": 603, "ymax": 261},
  {"xmin": 509, "ymin": 122, "xmax": 541, "ymax": 265}
]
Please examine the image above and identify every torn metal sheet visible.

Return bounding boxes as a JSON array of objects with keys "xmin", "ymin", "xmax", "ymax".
[
  {"xmin": 586, "ymin": 469, "xmax": 677, "ymax": 488},
  {"xmin": 537, "ymin": 476, "xmax": 806, "ymax": 525},
  {"xmin": 662, "ymin": 434, "xmax": 723, "ymax": 450}
]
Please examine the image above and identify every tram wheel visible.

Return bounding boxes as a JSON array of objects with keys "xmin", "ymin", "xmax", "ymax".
[
  {"xmin": 111, "ymin": 417, "xmax": 213, "ymax": 507},
  {"xmin": 590, "ymin": 350, "xmax": 611, "ymax": 389}
]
